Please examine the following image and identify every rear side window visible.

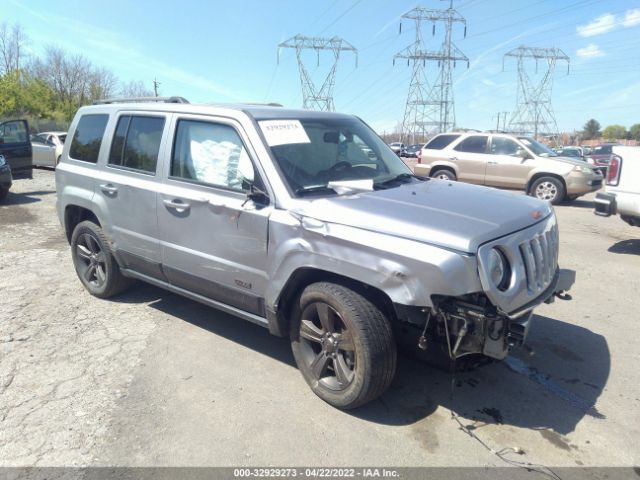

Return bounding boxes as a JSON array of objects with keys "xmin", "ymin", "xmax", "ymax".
[
  {"xmin": 594, "ymin": 145, "xmax": 612, "ymax": 154},
  {"xmin": 454, "ymin": 135, "xmax": 488, "ymax": 153},
  {"xmin": 69, "ymin": 114, "xmax": 109, "ymax": 163},
  {"xmin": 171, "ymin": 120, "xmax": 254, "ymax": 192},
  {"xmin": 108, "ymin": 115, "xmax": 165, "ymax": 173},
  {"xmin": 425, "ymin": 134, "xmax": 460, "ymax": 150}
]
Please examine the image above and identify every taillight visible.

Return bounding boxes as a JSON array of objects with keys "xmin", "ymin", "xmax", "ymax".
[
  {"xmin": 606, "ymin": 155, "xmax": 621, "ymax": 186},
  {"xmin": 417, "ymin": 151, "xmax": 422, "ymax": 164}
]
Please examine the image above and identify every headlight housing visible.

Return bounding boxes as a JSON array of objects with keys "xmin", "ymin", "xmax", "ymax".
[
  {"xmin": 573, "ymin": 165, "xmax": 593, "ymax": 174},
  {"xmin": 488, "ymin": 248, "xmax": 510, "ymax": 291}
]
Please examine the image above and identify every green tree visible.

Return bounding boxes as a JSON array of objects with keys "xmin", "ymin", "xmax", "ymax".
[
  {"xmin": 629, "ymin": 124, "xmax": 640, "ymax": 141},
  {"xmin": 582, "ymin": 119, "xmax": 601, "ymax": 140},
  {"xmin": 602, "ymin": 124, "xmax": 627, "ymax": 141},
  {"xmin": 0, "ymin": 70, "xmax": 56, "ymax": 119}
]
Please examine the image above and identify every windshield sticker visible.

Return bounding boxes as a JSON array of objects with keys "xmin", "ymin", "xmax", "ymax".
[{"xmin": 259, "ymin": 120, "xmax": 311, "ymax": 146}]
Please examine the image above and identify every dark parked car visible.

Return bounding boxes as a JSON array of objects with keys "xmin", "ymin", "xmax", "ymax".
[
  {"xmin": 586, "ymin": 143, "xmax": 620, "ymax": 175},
  {"xmin": 0, "ymin": 154, "xmax": 12, "ymax": 200},
  {"xmin": 404, "ymin": 143, "xmax": 425, "ymax": 158},
  {"xmin": 0, "ymin": 119, "xmax": 33, "ymax": 179},
  {"xmin": 556, "ymin": 147, "xmax": 584, "ymax": 160}
]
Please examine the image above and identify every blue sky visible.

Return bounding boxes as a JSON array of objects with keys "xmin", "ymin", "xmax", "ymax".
[{"xmin": 6, "ymin": 0, "xmax": 640, "ymax": 133}]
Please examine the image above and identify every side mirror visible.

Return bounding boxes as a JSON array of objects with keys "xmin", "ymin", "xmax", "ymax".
[
  {"xmin": 515, "ymin": 148, "xmax": 530, "ymax": 160},
  {"xmin": 247, "ymin": 183, "xmax": 270, "ymax": 206}
]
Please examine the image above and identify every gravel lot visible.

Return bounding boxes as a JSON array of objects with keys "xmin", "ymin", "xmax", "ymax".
[{"xmin": 1, "ymin": 169, "xmax": 639, "ymax": 471}]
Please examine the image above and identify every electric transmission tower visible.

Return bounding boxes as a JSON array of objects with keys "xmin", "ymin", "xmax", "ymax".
[
  {"xmin": 278, "ymin": 34, "xmax": 357, "ymax": 111},
  {"xmin": 394, "ymin": 1, "xmax": 468, "ymax": 142},
  {"xmin": 503, "ymin": 46, "xmax": 570, "ymax": 140}
]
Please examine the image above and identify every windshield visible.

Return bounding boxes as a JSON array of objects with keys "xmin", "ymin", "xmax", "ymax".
[
  {"xmin": 260, "ymin": 117, "xmax": 412, "ymax": 195},
  {"xmin": 518, "ymin": 137, "xmax": 557, "ymax": 157}
]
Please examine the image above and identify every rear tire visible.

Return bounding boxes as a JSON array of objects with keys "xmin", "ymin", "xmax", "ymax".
[
  {"xmin": 70, "ymin": 220, "xmax": 131, "ymax": 298},
  {"xmin": 290, "ymin": 282, "xmax": 397, "ymax": 409},
  {"xmin": 0, "ymin": 187, "xmax": 7, "ymax": 201},
  {"xmin": 431, "ymin": 168, "xmax": 457, "ymax": 181},
  {"xmin": 529, "ymin": 176, "xmax": 565, "ymax": 205}
]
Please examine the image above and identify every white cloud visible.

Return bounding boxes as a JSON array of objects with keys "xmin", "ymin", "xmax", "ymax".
[
  {"xmin": 576, "ymin": 44, "xmax": 604, "ymax": 58},
  {"xmin": 577, "ymin": 9, "xmax": 640, "ymax": 37},
  {"xmin": 623, "ymin": 8, "xmax": 640, "ymax": 27},
  {"xmin": 577, "ymin": 14, "xmax": 616, "ymax": 37}
]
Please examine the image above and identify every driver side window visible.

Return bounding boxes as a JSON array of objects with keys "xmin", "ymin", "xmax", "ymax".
[
  {"xmin": 170, "ymin": 119, "xmax": 255, "ymax": 192},
  {"xmin": 490, "ymin": 137, "xmax": 520, "ymax": 155}
]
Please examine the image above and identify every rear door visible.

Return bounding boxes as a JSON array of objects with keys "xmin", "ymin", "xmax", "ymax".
[
  {"xmin": 449, "ymin": 135, "xmax": 489, "ymax": 184},
  {"xmin": 0, "ymin": 120, "xmax": 32, "ymax": 178},
  {"xmin": 96, "ymin": 112, "xmax": 168, "ymax": 280},
  {"xmin": 157, "ymin": 114, "xmax": 272, "ymax": 317},
  {"xmin": 484, "ymin": 136, "xmax": 532, "ymax": 188}
]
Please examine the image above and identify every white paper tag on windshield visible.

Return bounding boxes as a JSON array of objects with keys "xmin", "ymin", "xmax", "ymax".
[{"xmin": 259, "ymin": 120, "xmax": 310, "ymax": 146}]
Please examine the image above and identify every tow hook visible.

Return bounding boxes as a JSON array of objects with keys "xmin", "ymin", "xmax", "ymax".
[{"xmin": 555, "ymin": 291, "xmax": 572, "ymax": 300}]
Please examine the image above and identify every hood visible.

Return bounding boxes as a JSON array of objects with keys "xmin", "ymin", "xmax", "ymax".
[
  {"xmin": 293, "ymin": 180, "xmax": 553, "ymax": 253},
  {"xmin": 551, "ymin": 156, "xmax": 589, "ymax": 167}
]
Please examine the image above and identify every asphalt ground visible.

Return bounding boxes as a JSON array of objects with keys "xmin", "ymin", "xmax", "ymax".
[{"xmin": 0, "ymin": 168, "xmax": 638, "ymax": 473}]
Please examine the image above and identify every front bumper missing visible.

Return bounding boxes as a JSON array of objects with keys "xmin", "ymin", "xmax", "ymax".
[{"xmin": 436, "ymin": 268, "xmax": 576, "ymax": 361}]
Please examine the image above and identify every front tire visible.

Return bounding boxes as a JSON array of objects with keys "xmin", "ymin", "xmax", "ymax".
[
  {"xmin": 70, "ymin": 220, "xmax": 130, "ymax": 298},
  {"xmin": 431, "ymin": 168, "xmax": 457, "ymax": 181},
  {"xmin": 0, "ymin": 187, "xmax": 7, "ymax": 201},
  {"xmin": 529, "ymin": 176, "xmax": 565, "ymax": 205},
  {"xmin": 290, "ymin": 282, "xmax": 397, "ymax": 409}
]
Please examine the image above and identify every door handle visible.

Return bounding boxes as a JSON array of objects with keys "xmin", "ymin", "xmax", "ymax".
[
  {"xmin": 487, "ymin": 160, "xmax": 498, "ymax": 165},
  {"xmin": 449, "ymin": 156, "xmax": 457, "ymax": 161},
  {"xmin": 163, "ymin": 198, "xmax": 190, "ymax": 212},
  {"xmin": 99, "ymin": 183, "xmax": 118, "ymax": 194}
]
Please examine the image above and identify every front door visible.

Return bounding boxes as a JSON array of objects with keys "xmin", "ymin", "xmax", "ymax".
[
  {"xmin": 484, "ymin": 136, "xmax": 533, "ymax": 189},
  {"xmin": 158, "ymin": 115, "xmax": 271, "ymax": 317}
]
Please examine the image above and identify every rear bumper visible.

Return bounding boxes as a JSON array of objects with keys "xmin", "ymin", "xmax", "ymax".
[{"xmin": 594, "ymin": 192, "xmax": 617, "ymax": 217}]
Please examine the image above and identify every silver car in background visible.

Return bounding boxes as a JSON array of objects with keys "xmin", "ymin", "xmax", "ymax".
[{"xmin": 31, "ymin": 131, "xmax": 67, "ymax": 167}]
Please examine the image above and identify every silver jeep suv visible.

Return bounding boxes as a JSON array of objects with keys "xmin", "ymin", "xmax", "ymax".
[{"xmin": 56, "ymin": 98, "xmax": 575, "ymax": 409}]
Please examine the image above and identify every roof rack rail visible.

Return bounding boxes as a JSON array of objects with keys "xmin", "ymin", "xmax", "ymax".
[
  {"xmin": 93, "ymin": 96, "xmax": 189, "ymax": 105},
  {"xmin": 244, "ymin": 102, "xmax": 283, "ymax": 107}
]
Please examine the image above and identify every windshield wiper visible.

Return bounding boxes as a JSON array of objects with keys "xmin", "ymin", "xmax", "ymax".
[
  {"xmin": 374, "ymin": 173, "xmax": 422, "ymax": 189},
  {"xmin": 295, "ymin": 185, "xmax": 336, "ymax": 196}
]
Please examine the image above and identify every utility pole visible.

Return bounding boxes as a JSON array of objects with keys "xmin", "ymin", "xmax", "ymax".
[
  {"xmin": 394, "ymin": 2, "xmax": 468, "ymax": 143},
  {"xmin": 501, "ymin": 111, "xmax": 509, "ymax": 131},
  {"xmin": 153, "ymin": 78, "xmax": 160, "ymax": 97},
  {"xmin": 278, "ymin": 34, "xmax": 357, "ymax": 111},
  {"xmin": 493, "ymin": 113, "xmax": 500, "ymax": 131},
  {"xmin": 503, "ymin": 46, "xmax": 569, "ymax": 141}
]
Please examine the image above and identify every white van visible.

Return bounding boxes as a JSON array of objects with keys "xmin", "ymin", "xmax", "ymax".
[{"xmin": 594, "ymin": 146, "xmax": 640, "ymax": 227}]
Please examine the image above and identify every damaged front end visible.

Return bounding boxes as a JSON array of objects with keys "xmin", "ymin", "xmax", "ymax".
[{"xmin": 394, "ymin": 211, "xmax": 576, "ymax": 363}]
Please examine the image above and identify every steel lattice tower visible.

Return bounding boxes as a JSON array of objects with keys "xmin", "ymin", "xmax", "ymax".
[
  {"xmin": 278, "ymin": 34, "xmax": 357, "ymax": 111},
  {"xmin": 503, "ymin": 46, "xmax": 570, "ymax": 139},
  {"xmin": 394, "ymin": 2, "xmax": 468, "ymax": 142}
]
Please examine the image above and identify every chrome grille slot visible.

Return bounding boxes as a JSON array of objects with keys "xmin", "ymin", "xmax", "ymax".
[{"xmin": 519, "ymin": 224, "xmax": 558, "ymax": 295}]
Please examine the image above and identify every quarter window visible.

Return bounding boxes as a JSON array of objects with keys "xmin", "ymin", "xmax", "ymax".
[
  {"xmin": 108, "ymin": 115, "xmax": 165, "ymax": 173},
  {"xmin": 490, "ymin": 137, "xmax": 520, "ymax": 155},
  {"xmin": 69, "ymin": 114, "xmax": 109, "ymax": 163},
  {"xmin": 454, "ymin": 136, "xmax": 488, "ymax": 153},
  {"xmin": 171, "ymin": 120, "xmax": 254, "ymax": 192}
]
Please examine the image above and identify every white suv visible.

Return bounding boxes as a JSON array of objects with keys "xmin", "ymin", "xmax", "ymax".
[{"xmin": 594, "ymin": 146, "xmax": 640, "ymax": 227}]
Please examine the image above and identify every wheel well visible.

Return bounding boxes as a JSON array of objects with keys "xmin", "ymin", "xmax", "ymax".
[
  {"xmin": 527, "ymin": 173, "xmax": 566, "ymax": 194},
  {"xmin": 273, "ymin": 268, "xmax": 396, "ymax": 337},
  {"xmin": 429, "ymin": 165, "xmax": 456, "ymax": 178},
  {"xmin": 64, "ymin": 205, "xmax": 100, "ymax": 243}
]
